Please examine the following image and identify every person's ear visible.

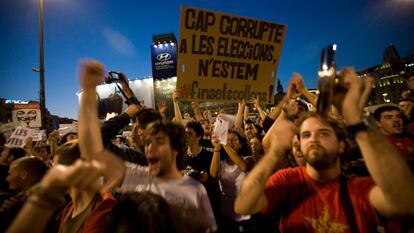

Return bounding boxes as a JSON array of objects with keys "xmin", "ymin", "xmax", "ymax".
[
  {"xmin": 172, "ymin": 149, "xmax": 178, "ymax": 158},
  {"xmin": 338, "ymin": 140, "xmax": 345, "ymax": 154},
  {"xmin": 376, "ymin": 120, "xmax": 382, "ymax": 129},
  {"xmin": 20, "ymin": 170, "xmax": 28, "ymax": 180}
]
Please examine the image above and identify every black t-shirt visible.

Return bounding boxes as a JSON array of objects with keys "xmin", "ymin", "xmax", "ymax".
[
  {"xmin": 200, "ymin": 139, "xmax": 214, "ymax": 153},
  {"xmin": 183, "ymin": 148, "xmax": 213, "ymax": 174},
  {"xmin": 183, "ymin": 148, "xmax": 221, "ymax": 219}
]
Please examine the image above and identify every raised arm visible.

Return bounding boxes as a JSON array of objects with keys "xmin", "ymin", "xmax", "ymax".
[
  {"xmin": 78, "ymin": 60, "xmax": 105, "ymax": 159},
  {"xmin": 48, "ymin": 130, "xmax": 59, "ymax": 158},
  {"xmin": 291, "ymin": 73, "xmax": 317, "ymax": 107},
  {"xmin": 172, "ymin": 90, "xmax": 183, "ymax": 125},
  {"xmin": 222, "ymin": 144, "xmax": 247, "ymax": 172},
  {"xmin": 251, "ymin": 96, "xmax": 267, "ymax": 122},
  {"xmin": 157, "ymin": 101, "xmax": 168, "ymax": 120},
  {"xmin": 100, "ymin": 72, "xmax": 143, "ymax": 146},
  {"xmin": 203, "ymin": 108, "xmax": 213, "ymax": 122},
  {"xmin": 262, "ymin": 73, "xmax": 303, "ymax": 133},
  {"xmin": 336, "ymin": 68, "xmax": 414, "ymax": 217},
  {"xmin": 100, "ymin": 104, "xmax": 142, "ymax": 147},
  {"xmin": 358, "ymin": 76, "xmax": 374, "ymax": 110},
  {"xmin": 234, "ymin": 115, "xmax": 297, "ymax": 215},
  {"xmin": 24, "ymin": 137, "xmax": 40, "ymax": 158},
  {"xmin": 243, "ymin": 105, "xmax": 249, "ymax": 123},
  {"xmin": 235, "ymin": 100, "xmax": 246, "ymax": 134},
  {"xmin": 78, "ymin": 60, "xmax": 126, "ymax": 191},
  {"xmin": 209, "ymin": 134, "xmax": 222, "ymax": 178},
  {"xmin": 191, "ymin": 101, "xmax": 204, "ymax": 122},
  {"xmin": 266, "ymin": 75, "xmax": 299, "ymax": 121},
  {"xmin": 7, "ymin": 161, "xmax": 104, "ymax": 233}
]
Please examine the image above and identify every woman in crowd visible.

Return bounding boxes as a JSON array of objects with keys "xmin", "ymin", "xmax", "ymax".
[{"xmin": 210, "ymin": 129, "xmax": 254, "ymax": 233}]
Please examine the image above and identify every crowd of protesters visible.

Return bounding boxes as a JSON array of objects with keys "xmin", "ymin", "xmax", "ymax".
[{"xmin": 0, "ymin": 59, "xmax": 414, "ymax": 233}]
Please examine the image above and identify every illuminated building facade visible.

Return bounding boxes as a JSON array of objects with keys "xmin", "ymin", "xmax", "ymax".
[{"xmin": 357, "ymin": 52, "xmax": 414, "ymax": 105}]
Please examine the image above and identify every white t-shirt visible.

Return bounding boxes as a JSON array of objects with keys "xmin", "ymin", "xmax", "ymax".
[
  {"xmin": 219, "ymin": 160, "xmax": 251, "ymax": 221},
  {"xmin": 119, "ymin": 162, "xmax": 217, "ymax": 230}
]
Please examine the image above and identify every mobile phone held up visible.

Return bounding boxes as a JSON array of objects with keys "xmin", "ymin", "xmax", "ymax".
[
  {"xmin": 104, "ymin": 71, "xmax": 120, "ymax": 84},
  {"xmin": 316, "ymin": 44, "xmax": 339, "ymax": 115}
]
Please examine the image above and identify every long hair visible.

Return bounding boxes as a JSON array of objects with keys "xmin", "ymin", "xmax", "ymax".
[{"xmin": 220, "ymin": 129, "xmax": 252, "ymax": 161}]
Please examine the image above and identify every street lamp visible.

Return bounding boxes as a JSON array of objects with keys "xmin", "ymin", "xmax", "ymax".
[{"xmin": 37, "ymin": 0, "xmax": 46, "ymax": 130}]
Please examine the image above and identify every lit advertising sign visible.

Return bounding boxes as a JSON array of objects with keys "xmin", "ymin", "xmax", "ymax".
[
  {"xmin": 177, "ymin": 7, "xmax": 287, "ymax": 103},
  {"xmin": 151, "ymin": 42, "xmax": 177, "ymax": 80}
]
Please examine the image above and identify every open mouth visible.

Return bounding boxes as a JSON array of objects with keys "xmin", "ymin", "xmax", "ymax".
[
  {"xmin": 295, "ymin": 153, "xmax": 304, "ymax": 158},
  {"xmin": 393, "ymin": 125, "xmax": 402, "ymax": 131}
]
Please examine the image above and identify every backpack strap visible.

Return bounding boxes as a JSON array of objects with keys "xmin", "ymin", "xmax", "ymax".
[{"xmin": 339, "ymin": 175, "xmax": 360, "ymax": 233}]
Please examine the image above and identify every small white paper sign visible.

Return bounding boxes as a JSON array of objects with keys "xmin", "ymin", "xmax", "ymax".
[
  {"xmin": 4, "ymin": 127, "xmax": 45, "ymax": 148},
  {"xmin": 58, "ymin": 124, "xmax": 77, "ymax": 136},
  {"xmin": 4, "ymin": 126, "xmax": 30, "ymax": 148},
  {"xmin": 0, "ymin": 122, "xmax": 20, "ymax": 139},
  {"xmin": 30, "ymin": 129, "xmax": 46, "ymax": 141},
  {"xmin": 213, "ymin": 114, "xmax": 236, "ymax": 145}
]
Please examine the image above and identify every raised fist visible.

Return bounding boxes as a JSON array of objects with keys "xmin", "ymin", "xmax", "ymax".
[{"xmin": 79, "ymin": 60, "xmax": 105, "ymax": 90}]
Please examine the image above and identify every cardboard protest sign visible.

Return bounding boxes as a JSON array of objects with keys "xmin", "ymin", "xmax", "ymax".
[
  {"xmin": 177, "ymin": 6, "xmax": 287, "ymax": 103},
  {"xmin": 4, "ymin": 126, "xmax": 44, "ymax": 148},
  {"xmin": 0, "ymin": 122, "xmax": 20, "ymax": 138},
  {"xmin": 58, "ymin": 124, "xmax": 77, "ymax": 136},
  {"xmin": 12, "ymin": 103, "xmax": 42, "ymax": 128},
  {"xmin": 30, "ymin": 130, "xmax": 46, "ymax": 141},
  {"xmin": 4, "ymin": 127, "xmax": 47, "ymax": 148}
]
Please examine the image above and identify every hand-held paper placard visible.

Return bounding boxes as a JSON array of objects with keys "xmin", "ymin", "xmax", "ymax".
[
  {"xmin": 4, "ymin": 126, "xmax": 46, "ymax": 148},
  {"xmin": 213, "ymin": 114, "xmax": 236, "ymax": 145},
  {"xmin": 0, "ymin": 122, "xmax": 20, "ymax": 138}
]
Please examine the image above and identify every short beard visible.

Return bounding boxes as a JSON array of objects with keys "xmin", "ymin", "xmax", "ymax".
[{"xmin": 304, "ymin": 149, "xmax": 339, "ymax": 170}]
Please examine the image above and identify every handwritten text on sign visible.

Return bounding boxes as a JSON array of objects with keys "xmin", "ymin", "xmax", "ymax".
[
  {"xmin": 5, "ymin": 126, "xmax": 45, "ymax": 148},
  {"xmin": 177, "ymin": 7, "xmax": 287, "ymax": 103}
]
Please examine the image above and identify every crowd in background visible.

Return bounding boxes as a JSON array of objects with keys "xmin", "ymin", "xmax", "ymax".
[{"xmin": 0, "ymin": 60, "xmax": 414, "ymax": 233}]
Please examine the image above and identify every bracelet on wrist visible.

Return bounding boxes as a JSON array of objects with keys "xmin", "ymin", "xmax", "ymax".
[{"xmin": 27, "ymin": 196, "xmax": 58, "ymax": 210}]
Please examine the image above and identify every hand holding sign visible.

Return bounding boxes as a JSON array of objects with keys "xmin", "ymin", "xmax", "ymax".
[{"xmin": 213, "ymin": 114, "xmax": 235, "ymax": 145}]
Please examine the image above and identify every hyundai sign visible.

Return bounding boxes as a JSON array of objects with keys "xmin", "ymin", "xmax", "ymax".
[{"xmin": 151, "ymin": 43, "xmax": 177, "ymax": 80}]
